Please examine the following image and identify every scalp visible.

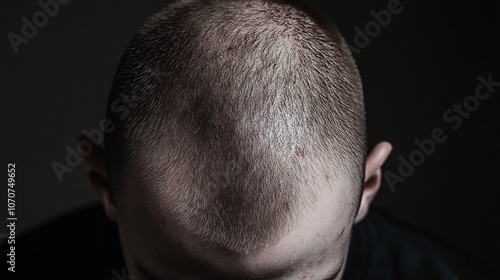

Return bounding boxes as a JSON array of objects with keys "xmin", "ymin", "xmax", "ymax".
[{"xmin": 106, "ymin": 0, "xmax": 366, "ymax": 254}]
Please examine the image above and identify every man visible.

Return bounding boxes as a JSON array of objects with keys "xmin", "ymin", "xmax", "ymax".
[{"xmin": 4, "ymin": 0, "xmax": 490, "ymax": 279}]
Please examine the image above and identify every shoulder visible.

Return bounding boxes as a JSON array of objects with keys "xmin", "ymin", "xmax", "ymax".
[
  {"xmin": 343, "ymin": 210, "xmax": 496, "ymax": 280},
  {"xmin": 0, "ymin": 203, "xmax": 125, "ymax": 280}
]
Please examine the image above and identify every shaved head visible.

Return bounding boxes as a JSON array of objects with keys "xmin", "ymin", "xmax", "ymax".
[{"xmin": 105, "ymin": 0, "xmax": 366, "ymax": 261}]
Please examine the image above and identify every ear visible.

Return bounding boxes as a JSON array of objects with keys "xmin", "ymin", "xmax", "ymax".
[
  {"xmin": 354, "ymin": 141, "xmax": 392, "ymax": 223},
  {"xmin": 77, "ymin": 135, "xmax": 118, "ymax": 222}
]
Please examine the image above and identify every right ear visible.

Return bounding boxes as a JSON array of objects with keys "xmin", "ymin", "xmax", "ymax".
[
  {"xmin": 77, "ymin": 135, "xmax": 118, "ymax": 222},
  {"xmin": 354, "ymin": 141, "xmax": 392, "ymax": 223}
]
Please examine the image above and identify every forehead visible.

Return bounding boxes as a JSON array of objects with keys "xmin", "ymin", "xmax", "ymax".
[
  {"xmin": 120, "ymin": 174, "xmax": 353, "ymax": 277},
  {"xmin": 132, "ymin": 231, "xmax": 347, "ymax": 280}
]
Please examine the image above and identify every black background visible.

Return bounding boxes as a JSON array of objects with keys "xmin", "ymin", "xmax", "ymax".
[{"xmin": 1, "ymin": 0, "xmax": 499, "ymax": 274}]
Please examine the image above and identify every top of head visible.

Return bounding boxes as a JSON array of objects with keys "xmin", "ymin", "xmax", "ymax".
[{"xmin": 105, "ymin": 0, "xmax": 366, "ymax": 256}]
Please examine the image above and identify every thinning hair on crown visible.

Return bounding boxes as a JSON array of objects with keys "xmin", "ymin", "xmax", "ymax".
[{"xmin": 105, "ymin": 0, "xmax": 367, "ymax": 254}]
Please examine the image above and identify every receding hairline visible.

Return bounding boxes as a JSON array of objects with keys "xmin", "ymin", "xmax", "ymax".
[{"xmin": 105, "ymin": 0, "xmax": 366, "ymax": 254}]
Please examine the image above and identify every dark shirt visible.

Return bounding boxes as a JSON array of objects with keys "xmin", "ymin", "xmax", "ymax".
[
  {"xmin": 342, "ymin": 210, "xmax": 492, "ymax": 280},
  {"xmin": 0, "ymin": 203, "xmax": 494, "ymax": 280}
]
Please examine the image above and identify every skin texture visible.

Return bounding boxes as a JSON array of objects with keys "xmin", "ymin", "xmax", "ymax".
[
  {"xmin": 80, "ymin": 135, "xmax": 392, "ymax": 279},
  {"xmin": 78, "ymin": 2, "xmax": 391, "ymax": 277},
  {"xmin": 100, "ymin": 2, "xmax": 370, "ymax": 275}
]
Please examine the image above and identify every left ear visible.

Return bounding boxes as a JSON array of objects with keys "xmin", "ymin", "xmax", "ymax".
[
  {"xmin": 77, "ymin": 134, "xmax": 118, "ymax": 222},
  {"xmin": 354, "ymin": 141, "xmax": 392, "ymax": 223}
]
